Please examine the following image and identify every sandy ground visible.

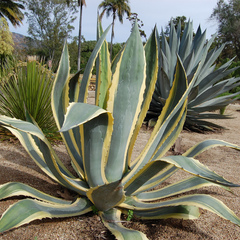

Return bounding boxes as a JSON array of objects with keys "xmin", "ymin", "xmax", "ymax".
[{"xmin": 0, "ymin": 102, "xmax": 239, "ymax": 239}]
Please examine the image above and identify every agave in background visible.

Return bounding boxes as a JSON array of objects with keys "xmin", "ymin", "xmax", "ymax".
[
  {"xmin": 0, "ymin": 21, "xmax": 239, "ymax": 240},
  {"xmin": 147, "ymin": 20, "xmax": 240, "ymax": 131}
]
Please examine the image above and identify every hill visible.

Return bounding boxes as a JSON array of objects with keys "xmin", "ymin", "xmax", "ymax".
[{"xmin": 11, "ymin": 32, "xmax": 27, "ymax": 50}]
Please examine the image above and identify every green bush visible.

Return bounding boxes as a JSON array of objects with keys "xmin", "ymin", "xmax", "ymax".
[{"xmin": 0, "ymin": 60, "xmax": 57, "ymax": 133}]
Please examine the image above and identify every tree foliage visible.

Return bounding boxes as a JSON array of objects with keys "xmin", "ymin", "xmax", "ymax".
[
  {"xmin": 0, "ymin": 17, "xmax": 15, "ymax": 79},
  {"xmin": 0, "ymin": 0, "xmax": 24, "ymax": 27},
  {"xmin": 98, "ymin": 0, "xmax": 131, "ymax": 60},
  {"xmin": 68, "ymin": 37, "xmax": 122, "ymax": 74},
  {"xmin": 164, "ymin": 16, "xmax": 187, "ymax": 36},
  {"xmin": 25, "ymin": 0, "xmax": 77, "ymax": 70},
  {"xmin": 210, "ymin": 0, "xmax": 240, "ymax": 59},
  {"xmin": 0, "ymin": 17, "xmax": 14, "ymax": 56},
  {"xmin": 127, "ymin": 12, "xmax": 147, "ymax": 41}
]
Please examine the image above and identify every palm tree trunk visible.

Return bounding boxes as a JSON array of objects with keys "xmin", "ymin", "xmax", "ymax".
[{"xmin": 77, "ymin": 0, "xmax": 83, "ymax": 71}]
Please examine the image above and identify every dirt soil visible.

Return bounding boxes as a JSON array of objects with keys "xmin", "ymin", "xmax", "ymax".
[{"xmin": 0, "ymin": 103, "xmax": 240, "ymax": 240}]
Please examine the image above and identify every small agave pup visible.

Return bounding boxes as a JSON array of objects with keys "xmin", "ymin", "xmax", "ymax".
[{"xmin": 0, "ymin": 21, "xmax": 239, "ymax": 239}]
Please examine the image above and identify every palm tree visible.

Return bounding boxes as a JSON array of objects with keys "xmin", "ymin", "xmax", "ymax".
[
  {"xmin": 66, "ymin": 0, "xmax": 86, "ymax": 71},
  {"xmin": 0, "ymin": 0, "xmax": 24, "ymax": 27},
  {"xmin": 98, "ymin": 0, "xmax": 131, "ymax": 60}
]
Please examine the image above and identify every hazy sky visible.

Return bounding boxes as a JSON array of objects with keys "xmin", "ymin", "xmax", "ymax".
[{"xmin": 9, "ymin": 0, "xmax": 219, "ymax": 43}]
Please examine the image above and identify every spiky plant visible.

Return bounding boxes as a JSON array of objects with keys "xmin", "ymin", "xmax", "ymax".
[
  {"xmin": 0, "ymin": 21, "xmax": 239, "ymax": 240},
  {"xmin": 147, "ymin": 20, "xmax": 240, "ymax": 131},
  {"xmin": 0, "ymin": 60, "xmax": 57, "ymax": 133}
]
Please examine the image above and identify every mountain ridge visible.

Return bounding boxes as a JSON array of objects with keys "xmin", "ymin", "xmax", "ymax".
[{"xmin": 11, "ymin": 32, "xmax": 27, "ymax": 49}]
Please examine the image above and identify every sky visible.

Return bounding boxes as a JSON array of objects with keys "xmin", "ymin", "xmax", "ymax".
[{"xmin": 9, "ymin": 0, "xmax": 219, "ymax": 43}]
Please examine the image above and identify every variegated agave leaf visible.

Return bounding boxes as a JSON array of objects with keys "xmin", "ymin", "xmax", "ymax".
[
  {"xmin": 0, "ymin": 22, "xmax": 113, "ymax": 233},
  {"xmin": 0, "ymin": 20, "xmax": 239, "ymax": 240}
]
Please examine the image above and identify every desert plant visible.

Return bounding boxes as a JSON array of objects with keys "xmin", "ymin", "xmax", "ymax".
[
  {"xmin": 0, "ymin": 60, "xmax": 57, "ymax": 133},
  {"xmin": 0, "ymin": 22, "xmax": 239, "ymax": 239},
  {"xmin": 147, "ymin": 20, "xmax": 240, "ymax": 131}
]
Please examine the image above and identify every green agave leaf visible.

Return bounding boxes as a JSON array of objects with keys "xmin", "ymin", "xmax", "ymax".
[
  {"xmin": 195, "ymin": 64, "xmax": 216, "ymax": 87},
  {"xmin": 0, "ymin": 116, "xmax": 89, "ymax": 195},
  {"xmin": 38, "ymin": 140, "xmax": 89, "ymax": 195},
  {"xmin": 0, "ymin": 197, "xmax": 92, "ymax": 233},
  {"xmin": 168, "ymin": 21, "xmax": 179, "ymax": 85},
  {"xmin": 121, "ymin": 194, "xmax": 240, "ymax": 226},
  {"xmin": 179, "ymin": 33, "xmax": 192, "ymax": 63},
  {"xmin": 68, "ymin": 70, "xmax": 81, "ymax": 102},
  {"xmin": 125, "ymin": 161, "xmax": 170, "ymax": 196},
  {"xmin": 133, "ymin": 205, "xmax": 200, "ymax": 220},
  {"xmin": 131, "ymin": 165, "xmax": 178, "ymax": 195},
  {"xmin": 125, "ymin": 114, "xmax": 184, "ymax": 194},
  {"xmin": 125, "ymin": 153, "xmax": 238, "ymax": 197},
  {"xmin": 0, "ymin": 115, "xmax": 46, "ymax": 139},
  {"xmin": 81, "ymin": 113, "xmax": 113, "ymax": 187},
  {"xmin": 3, "ymin": 126, "xmax": 58, "ymax": 181},
  {"xmin": 191, "ymin": 95, "xmax": 237, "ymax": 112},
  {"xmin": 95, "ymin": 17, "xmax": 111, "ymax": 109},
  {"xmin": 161, "ymin": 31, "xmax": 171, "ymax": 69},
  {"xmin": 191, "ymin": 76, "xmax": 240, "ymax": 106},
  {"xmin": 105, "ymin": 22, "xmax": 146, "ymax": 182},
  {"xmin": 51, "ymin": 42, "xmax": 84, "ymax": 178},
  {"xmin": 188, "ymin": 83, "xmax": 225, "ymax": 108},
  {"xmin": 149, "ymin": 109, "xmax": 186, "ymax": 161},
  {"xmin": 159, "ymin": 156, "xmax": 240, "ymax": 187},
  {"xmin": 60, "ymin": 102, "xmax": 113, "ymax": 132},
  {"xmin": 58, "ymin": 128, "xmax": 84, "ymax": 179},
  {"xmin": 100, "ymin": 208, "xmax": 148, "ymax": 240},
  {"xmin": 126, "ymin": 58, "xmax": 196, "ymax": 184},
  {"xmin": 187, "ymin": 112, "xmax": 232, "ymax": 120},
  {"xmin": 25, "ymin": 110, "xmax": 84, "ymax": 182},
  {"xmin": 0, "ymin": 182, "xmax": 72, "ymax": 205},
  {"xmin": 198, "ymin": 61, "xmax": 237, "ymax": 93},
  {"xmin": 221, "ymin": 79, "xmax": 240, "ymax": 94},
  {"xmin": 111, "ymin": 43, "xmax": 125, "ymax": 77},
  {"xmin": 157, "ymin": 57, "xmax": 171, "ymax": 99},
  {"xmin": 142, "ymin": 59, "xmax": 189, "ymax": 153},
  {"xmin": 183, "ymin": 139, "xmax": 240, "ymax": 158},
  {"xmin": 191, "ymin": 28, "xmax": 207, "ymax": 65},
  {"xmin": 78, "ymin": 24, "xmax": 111, "ymax": 103},
  {"xmin": 51, "ymin": 41, "xmax": 70, "ymax": 128},
  {"xmin": 126, "ymin": 26, "xmax": 159, "ymax": 168},
  {"xmin": 196, "ymin": 44, "xmax": 225, "ymax": 85},
  {"xmin": 60, "ymin": 102, "xmax": 114, "ymax": 187},
  {"xmin": 136, "ymin": 176, "xmax": 219, "ymax": 201},
  {"xmin": 87, "ymin": 180, "xmax": 125, "ymax": 212}
]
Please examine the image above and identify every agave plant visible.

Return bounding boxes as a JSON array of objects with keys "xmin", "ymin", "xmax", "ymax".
[
  {"xmin": 0, "ymin": 60, "xmax": 56, "ymax": 133},
  {"xmin": 0, "ymin": 22, "xmax": 239, "ymax": 239},
  {"xmin": 147, "ymin": 20, "xmax": 240, "ymax": 131}
]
